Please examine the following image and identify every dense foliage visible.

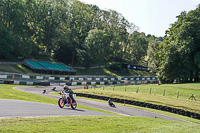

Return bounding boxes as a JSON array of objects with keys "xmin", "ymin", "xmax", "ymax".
[
  {"xmin": 2, "ymin": 0, "xmax": 198, "ymax": 83},
  {"xmin": 148, "ymin": 6, "xmax": 200, "ymax": 83},
  {"xmin": 0, "ymin": 0, "xmax": 149, "ymax": 67}
]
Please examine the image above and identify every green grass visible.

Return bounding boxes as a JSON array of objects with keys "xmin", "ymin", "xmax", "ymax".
[
  {"xmin": 74, "ymin": 83, "xmax": 200, "ymax": 114},
  {"xmin": 0, "ymin": 116, "xmax": 200, "ymax": 133},
  {"xmin": 0, "ymin": 64, "xmax": 35, "ymax": 74},
  {"xmin": 76, "ymin": 67, "xmax": 155, "ymax": 76},
  {"xmin": 1, "ymin": 84, "xmax": 200, "ymax": 133},
  {"xmin": 16, "ymin": 64, "xmax": 34, "ymax": 74},
  {"xmin": 0, "ymin": 63, "xmax": 154, "ymax": 76},
  {"xmin": 0, "ymin": 84, "xmax": 57, "ymax": 104}
]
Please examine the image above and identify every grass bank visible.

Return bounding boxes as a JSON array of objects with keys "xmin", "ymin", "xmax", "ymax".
[
  {"xmin": 0, "ymin": 116, "xmax": 200, "ymax": 133},
  {"xmin": 0, "ymin": 64, "xmax": 33, "ymax": 74},
  {"xmin": 0, "ymin": 63, "xmax": 154, "ymax": 76},
  {"xmin": 76, "ymin": 67, "xmax": 154, "ymax": 76},
  {"xmin": 0, "ymin": 84, "xmax": 57, "ymax": 104},
  {"xmin": 74, "ymin": 83, "xmax": 200, "ymax": 114}
]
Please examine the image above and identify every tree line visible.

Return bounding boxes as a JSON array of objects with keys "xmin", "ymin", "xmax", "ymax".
[
  {"xmin": 147, "ymin": 5, "xmax": 200, "ymax": 83},
  {"xmin": 1, "ymin": 0, "xmax": 199, "ymax": 83},
  {"xmin": 0, "ymin": 0, "xmax": 154, "ymax": 67}
]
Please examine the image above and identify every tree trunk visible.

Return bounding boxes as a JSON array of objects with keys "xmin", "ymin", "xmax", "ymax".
[{"xmin": 194, "ymin": 68, "xmax": 199, "ymax": 82}]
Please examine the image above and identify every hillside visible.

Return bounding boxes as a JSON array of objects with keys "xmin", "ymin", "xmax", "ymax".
[
  {"xmin": 0, "ymin": 64, "xmax": 33, "ymax": 74},
  {"xmin": 0, "ymin": 63, "xmax": 155, "ymax": 77}
]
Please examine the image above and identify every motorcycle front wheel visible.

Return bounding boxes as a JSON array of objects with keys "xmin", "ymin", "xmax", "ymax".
[
  {"xmin": 71, "ymin": 100, "xmax": 77, "ymax": 109},
  {"xmin": 58, "ymin": 98, "xmax": 65, "ymax": 108}
]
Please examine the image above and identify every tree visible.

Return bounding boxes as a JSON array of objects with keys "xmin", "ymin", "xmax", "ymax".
[
  {"xmin": 194, "ymin": 52, "xmax": 200, "ymax": 69},
  {"xmin": 149, "ymin": 6, "xmax": 200, "ymax": 83},
  {"xmin": 0, "ymin": 0, "xmax": 143, "ymax": 67},
  {"xmin": 77, "ymin": 28, "xmax": 109, "ymax": 67},
  {"xmin": 126, "ymin": 31, "xmax": 148, "ymax": 64},
  {"xmin": 0, "ymin": 22, "xmax": 13, "ymax": 59},
  {"xmin": 147, "ymin": 37, "xmax": 160, "ymax": 72}
]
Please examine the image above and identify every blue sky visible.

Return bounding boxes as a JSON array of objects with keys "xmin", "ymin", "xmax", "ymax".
[{"xmin": 79, "ymin": 0, "xmax": 199, "ymax": 37}]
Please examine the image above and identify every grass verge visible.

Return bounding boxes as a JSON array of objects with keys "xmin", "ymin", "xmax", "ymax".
[
  {"xmin": 73, "ymin": 83, "xmax": 200, "ymax": 114},
  {"xmin": 0, "ymin": 84, "xmax": 57, "ymax": 104},
  {"xmin": 0, "ymin": 116, "xmax": 200, "ymax": 133}
]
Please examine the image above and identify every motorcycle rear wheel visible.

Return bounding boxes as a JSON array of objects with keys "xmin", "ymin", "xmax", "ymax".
[{"xmin": 58, "ymin": 98, "xmax": 65, "ymax": 108}]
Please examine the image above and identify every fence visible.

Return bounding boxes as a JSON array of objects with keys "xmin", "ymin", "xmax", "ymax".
[{"xmin": 89, "ymin": 85, "xmax": 200, "ymax": 101}]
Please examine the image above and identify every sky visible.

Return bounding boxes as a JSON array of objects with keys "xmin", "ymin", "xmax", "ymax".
[{"xmin": 79, "ymin": 0, "xmax": 199, "ymax": 37}]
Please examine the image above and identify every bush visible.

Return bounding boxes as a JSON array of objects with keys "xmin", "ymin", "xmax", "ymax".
[{"xmin": 109, "ymin": 63, "xmax": 121, "ymax": 71}]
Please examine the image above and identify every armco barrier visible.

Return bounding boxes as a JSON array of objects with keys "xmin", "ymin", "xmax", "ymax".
[
  {"xmin": 40, "ymin": 82, "xmax": 50, "ymax": 86},
  {"xmin": 76, "ymin": 93, "xmax": 200, "ymax": 120},
  {"xmin": 3, "ymin": 81, "xmax": 14, "ymax": 84},
  {"xmin": 64, "ymin": 80, "xmax": 158, "ymax": 86}
]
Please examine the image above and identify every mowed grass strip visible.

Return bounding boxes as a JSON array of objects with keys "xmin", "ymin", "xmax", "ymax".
[
  {"xmin": 0, "ymin": 116, "xmax": 200, "ymax": 133},
  {"xmin": 0, "ymin": 84, "xmax": 57, "ymax": 104},
  {"xmin": 74, "ymin": 83, "xmax": 200, "ymax": 114}
]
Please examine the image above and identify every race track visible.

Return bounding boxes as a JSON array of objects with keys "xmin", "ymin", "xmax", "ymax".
[
  {"xmin": 0, "ymin": 99, "xmax": 112, "ymax": 118},
  {"xmin": 1, "ymin": 86, "xmax": 188, "ymax": 122}
]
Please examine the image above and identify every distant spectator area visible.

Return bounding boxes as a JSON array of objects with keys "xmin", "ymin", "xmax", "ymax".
[{"xmin": 23, "ymin": 60, "xmax": 76, "ymax": 75}]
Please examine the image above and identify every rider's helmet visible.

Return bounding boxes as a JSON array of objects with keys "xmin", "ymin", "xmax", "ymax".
[{"xmin": 63, "ymin": 85, "xmax": 69, "ymax": 90}]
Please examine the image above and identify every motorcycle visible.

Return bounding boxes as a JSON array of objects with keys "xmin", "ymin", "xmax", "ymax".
[
  {"xmin": 108, "ymin": 98, "xmax": 116, "ymax": 108},
  {"xmin": 58, "ymin": 91, "xmax": 77, "ymax": 109},
  {"xmin": 109, "ymin": 102, "xmax": 116, "ymax": 107}
]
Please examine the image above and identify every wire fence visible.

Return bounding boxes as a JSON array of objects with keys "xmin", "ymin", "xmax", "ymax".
[{"xmin": 92, "ymin": 85, "xmax": 200, "ymax": 101}]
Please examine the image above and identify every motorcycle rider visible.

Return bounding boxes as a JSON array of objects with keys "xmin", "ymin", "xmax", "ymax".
[
  {"xmin": 108, "ymin": 98, "xmax": 115, "ymax": 107},
  {"xmin": 63, "ymin": 85, "xmax": 74, "ymax": 103}
]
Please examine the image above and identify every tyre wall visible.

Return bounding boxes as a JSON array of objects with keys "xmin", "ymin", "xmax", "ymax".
[{"xmin": 76, "ymin": 93, "xmax": 200, "ymax": 120}]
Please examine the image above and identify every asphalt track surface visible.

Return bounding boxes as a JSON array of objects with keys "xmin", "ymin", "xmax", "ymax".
[
  {"xmin": 0, "ymin": 99, "xmax": 111, "ymax": 118},
  {"xmin": 1, "ymin": 86, "xmax": 189, "ymax": 122}
]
